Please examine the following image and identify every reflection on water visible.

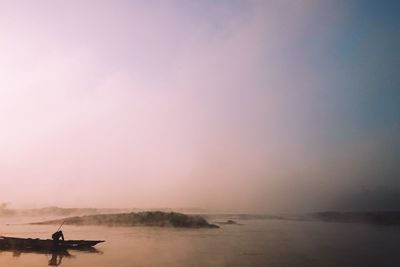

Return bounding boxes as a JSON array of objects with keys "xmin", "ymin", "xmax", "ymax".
[
  {"xmin": 8, "ymin": 249, "xmax": 71, "ymax": 266},
  {"xmin": 0, "ymin": 246, "xmax": 101, "ymax": 266},
  {"xmin": 48, "ymin": 252, "xmax": 65, "ymax": 266}
]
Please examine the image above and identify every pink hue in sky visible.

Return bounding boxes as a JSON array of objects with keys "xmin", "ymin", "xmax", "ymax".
[{"xmin": 0, "ymin": 1, "xmax": 380, "ymax": 212}]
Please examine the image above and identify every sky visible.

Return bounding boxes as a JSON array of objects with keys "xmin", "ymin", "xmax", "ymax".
[{"xmin": 0, "ymin": 0, "xmax": 399, "ymax": 212}]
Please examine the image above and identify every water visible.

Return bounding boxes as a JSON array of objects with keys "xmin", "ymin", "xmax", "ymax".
[{"xmin": 1, "ymin": 217, "xmax": 400, "ymax": 266}]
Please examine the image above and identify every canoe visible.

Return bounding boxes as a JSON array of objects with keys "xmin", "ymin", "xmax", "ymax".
[{"xmin": 0, "ymin": 236, "xmax": 104, "ymax": 250}]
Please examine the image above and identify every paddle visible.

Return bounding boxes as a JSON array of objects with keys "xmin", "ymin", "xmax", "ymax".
[{"xmin": 56, "ymin": 221, "xmax": 65, "ymax": 232}]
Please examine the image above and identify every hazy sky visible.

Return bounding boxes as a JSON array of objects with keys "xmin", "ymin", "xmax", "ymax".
[{"xmin": 0, "ymin": 0, "xmax": 399, "ymax": 212}]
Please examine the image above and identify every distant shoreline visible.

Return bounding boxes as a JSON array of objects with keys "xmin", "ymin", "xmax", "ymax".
[
  {"xmin": 31, "ymin": 211, "xmax": 220, "ymax": 228},
  {"xmin": 3, "ymin": 206, "xmax": 400, "ymax": 227}
]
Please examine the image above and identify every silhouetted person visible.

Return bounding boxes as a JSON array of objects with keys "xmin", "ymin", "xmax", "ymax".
[{"xmin": 52, "ymin": 231, "xmax": 64, "ymax": 242}]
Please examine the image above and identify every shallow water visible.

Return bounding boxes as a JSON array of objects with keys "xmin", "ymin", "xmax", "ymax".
[{"xmin": 1, "ymin": 217, "xmax": 400, "ymax": 267}]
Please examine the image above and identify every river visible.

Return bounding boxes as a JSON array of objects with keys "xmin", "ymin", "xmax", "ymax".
[{"xmin": 1, "ymin": 216, "xmax": 400, "ymax": 266}]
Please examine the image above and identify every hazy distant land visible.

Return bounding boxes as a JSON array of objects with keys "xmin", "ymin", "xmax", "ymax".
[
  {"xmin": 32, "ymin": 211, "xmax": 219, "ymax": 228},
  {"xmin": 32, "ymin": 211, "xmax": 400, "ymax": 227},
  {"xmin": 304, "ymin": 211, "xmax": 400, "ymax": 226},
  {"xmin": 3, "ymin": 203, "xmax": 400, "ymax": 227},
  {"xmin": 0, "ymin": 204, "xmax": 206, "ymax": 218}
]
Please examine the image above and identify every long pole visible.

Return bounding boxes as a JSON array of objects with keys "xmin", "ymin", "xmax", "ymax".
[{"xmin": 56, "ymin": 221, "xmax": 65, "ymax": 232}]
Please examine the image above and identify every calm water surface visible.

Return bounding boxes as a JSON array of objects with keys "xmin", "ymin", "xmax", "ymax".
[{"xmin": 1, "ymin": 216, "xmax": 400, "ymax": 266}]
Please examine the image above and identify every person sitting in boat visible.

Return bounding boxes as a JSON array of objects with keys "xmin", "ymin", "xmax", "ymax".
[{"xmin": 52, "ymin": 230, "xmax": 64, "ymax": 242}]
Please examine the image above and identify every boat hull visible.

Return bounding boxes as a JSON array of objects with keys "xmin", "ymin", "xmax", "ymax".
[{"xmin": 0, "ymin": 236, "xmax": 104, "ymax": 250}]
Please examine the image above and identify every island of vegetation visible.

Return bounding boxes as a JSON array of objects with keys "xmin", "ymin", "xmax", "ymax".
[{"xmin": 32, "ymin": 211, "xmax": 219, "ymax": 228}]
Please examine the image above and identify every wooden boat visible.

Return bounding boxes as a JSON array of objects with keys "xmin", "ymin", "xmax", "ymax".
[{"xmin": 0, "ymin": 236, "xmax": 104, "ymax": 250}]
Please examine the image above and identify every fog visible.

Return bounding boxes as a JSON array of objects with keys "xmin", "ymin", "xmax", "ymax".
[{"xmin": 0, "ymin": 1, "xmax": 399, "ymax": 213}]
